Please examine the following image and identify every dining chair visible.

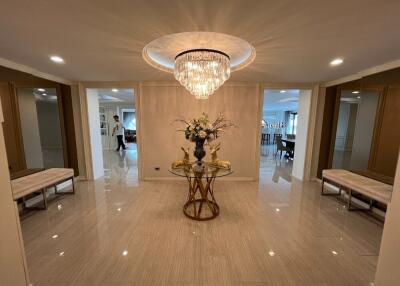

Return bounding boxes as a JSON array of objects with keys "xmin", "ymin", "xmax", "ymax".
[
  {"xmin": 275, "ymin": 137, "xmax": 288, "ymax": 159},
  {"xmin": 273, "ymin": 133, "xmax": 282, "ymax": 144}
]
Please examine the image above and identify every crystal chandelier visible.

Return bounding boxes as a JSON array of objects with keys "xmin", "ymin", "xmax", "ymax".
[{"xmin": 174, "ymin": 49, "xmax": 231, "ymax": 99}]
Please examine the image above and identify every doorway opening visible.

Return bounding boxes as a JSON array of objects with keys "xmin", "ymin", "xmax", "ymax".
[
  {"xmin": 86, "ymin": 88, "xmax": 137, "ymax": 181},
  {"xmin": 260, "ymin": 89, "xmax": 312, "ymax": 182}
]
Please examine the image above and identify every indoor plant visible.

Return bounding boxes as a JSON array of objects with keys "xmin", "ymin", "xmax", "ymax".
[{"xmin": 176, "ymin": 112, "xmax": 234, "ymax": 167}]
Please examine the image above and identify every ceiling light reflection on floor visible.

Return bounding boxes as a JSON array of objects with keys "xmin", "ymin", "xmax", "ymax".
[{"xmin": 268, "ymin": 250, "xmax": 275, "ymax": 257}]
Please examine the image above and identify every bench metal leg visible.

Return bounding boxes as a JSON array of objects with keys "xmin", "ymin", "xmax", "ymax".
[
  {"xmin": 321, "ymin": 178, "xmax": 324, "ymax": 195},
  {"xmin": 42, "ymin": 189, "xmax": 48, "ymax": 210},
  {"xmin": 71, "ymin": 177, "xmax": 75, "ymax": 194},
  {"xmin": 347, "ymin": 189, "xmax": 373, "ymax": 211},
  {"xmin": 348, "ymin": 189, "xmax": 352, "ymax": 210}
]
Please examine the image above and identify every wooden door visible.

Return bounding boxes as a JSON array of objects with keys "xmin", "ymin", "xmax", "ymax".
[
  {"xmin": 0, "ymin": 82, "xmax": 26, "ymax": 173},
  {"xmin": 369, "ymin": 87, "xmax": 400, "ymax": 177}
]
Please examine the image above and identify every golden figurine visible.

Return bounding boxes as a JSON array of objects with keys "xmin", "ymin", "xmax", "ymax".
[
  {"xmin": 209, "ymin": 143, "xmax": 231, "ymax": 170},
  {"xmin": 171, "ymin": 147, "xmax": 191, "ymax": 169}
]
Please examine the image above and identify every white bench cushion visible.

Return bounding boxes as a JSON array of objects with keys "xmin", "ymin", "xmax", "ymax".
[
  {"xmin": 322, "ymin": 169, "xmax": 392, "ymax": 205},
  {"xmin": 11, "ymin": 168, "xmax": 74, "ymax": 200}
]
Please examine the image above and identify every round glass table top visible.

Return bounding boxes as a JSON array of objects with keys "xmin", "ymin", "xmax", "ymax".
[{"xmin": 169, "ymin": 164, "xmax": 233, "ymax": 178}]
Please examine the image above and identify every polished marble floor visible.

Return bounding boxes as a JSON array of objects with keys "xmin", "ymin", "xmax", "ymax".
[{"xmin": 20, "ymin": 143, "xmax": 383, "ymax": 285}]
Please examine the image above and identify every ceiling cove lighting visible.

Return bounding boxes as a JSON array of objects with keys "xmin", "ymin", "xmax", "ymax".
[
  {"xmin": 330, "ymin": 58, "xmax": 344, "ymax": 66},
  {"xmin": 174, "ymin": 49, "xmax": 231, "ymax": 100},
  {"xmin": 50, "ymin": 56, "xmax": 64, "ymax": 63}
]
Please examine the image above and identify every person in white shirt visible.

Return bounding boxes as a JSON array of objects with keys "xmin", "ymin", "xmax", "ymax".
[{"xmin": 112, "ymin": 115, "xmax": 126, "ymax": 151}]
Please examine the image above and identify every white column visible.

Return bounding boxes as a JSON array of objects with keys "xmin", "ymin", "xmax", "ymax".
[
  {"xmin": 86, "ymin": 89, "xmax": 104, "ymax": 179},
  {"xmin": 292, "ymin": 90, "xmax": 312, "ymax": 180}
]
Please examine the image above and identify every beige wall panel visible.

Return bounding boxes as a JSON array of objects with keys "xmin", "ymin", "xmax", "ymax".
[
  {"xmin": 139, "ymin": 83, "xmax": 260, "ymax": 180},
  {"xmin": 375, "ymin": 152, "xmax": 400, "ymax": 285},
  {"xmin": 0, "ymin": 104, "xmax": 29, "ymax": 285}
]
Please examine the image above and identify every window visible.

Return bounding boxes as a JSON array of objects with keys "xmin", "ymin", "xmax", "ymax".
[{"xmin": 287, "ymin": 113, "xmax": 298, "ymax": 135}]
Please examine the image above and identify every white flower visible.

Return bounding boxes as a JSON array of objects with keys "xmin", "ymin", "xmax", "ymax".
[{"xmin": 199, "ymin": 130, "xmax": 207, "ymax": 139}]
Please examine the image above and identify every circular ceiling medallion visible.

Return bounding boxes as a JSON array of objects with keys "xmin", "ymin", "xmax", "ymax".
[{"xmin": 142, "ymin": 32, "xmax": 256, "ymax": 73}]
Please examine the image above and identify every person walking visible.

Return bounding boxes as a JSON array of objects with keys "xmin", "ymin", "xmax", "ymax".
[{"xmin": 112, "ymin": 115, "xmax": 126, "ymax": 151}]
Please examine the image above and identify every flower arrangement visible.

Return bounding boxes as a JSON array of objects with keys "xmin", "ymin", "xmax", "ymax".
[{"xmin": 177, "ymin": 112, "xmax": 234, "ymax": 143}]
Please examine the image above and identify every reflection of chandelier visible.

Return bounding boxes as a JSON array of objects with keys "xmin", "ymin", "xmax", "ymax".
[{"xmin": 174, "ymin": 49, "xmax": 230, "ymax": 99}]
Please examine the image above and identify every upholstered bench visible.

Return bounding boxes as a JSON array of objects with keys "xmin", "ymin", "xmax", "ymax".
[
  {"xmin": 321, "ymin": 169, "xmax": 392, "ymax": 210},
  {"xmin": 11, "ymin": 168, "xmax": 75, "ymax": 210}
]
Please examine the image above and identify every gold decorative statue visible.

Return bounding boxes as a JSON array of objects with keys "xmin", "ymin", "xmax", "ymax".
[
  {"xmin": 209, "ymin": 143, "xmax": 231, "ymax": 170},
  {"xmin": 171, "ymin": 147, "xmax": 191, "ymax": 169}
]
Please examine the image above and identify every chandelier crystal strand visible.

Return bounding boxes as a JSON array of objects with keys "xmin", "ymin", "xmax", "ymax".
[{"xmin": 174, "ymin": 49, "xmax": 230, "ymax": 99}]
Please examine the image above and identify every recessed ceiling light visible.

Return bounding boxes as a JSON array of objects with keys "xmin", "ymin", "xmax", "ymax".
[
  {"xmin": 38, "ymin": 88, "xmax": 45, "ymax": 92},
  {"xmin": 280, "ymin": 90, "xmax": 286, "ymax": 93},
  {"xmin": 352, "ymin": 91, "xmax": 359, "ymax": 94},
  {"xmin": 59, "ymin": 251, "xmax": 65, "ymax": 256},
  {"xmin": 275, "ymin": 208, "xmax": 280, "ymax": 212},
  {"xmin": 122, "ymin": 250, "xmax": 128, "ymax": 256},
  {"xmin": 52, "ymin": 234, "xmax": 58, "ymax": 239},
  {"xmin": 112, "ymin": 88, "xmax": 119, "ymax": 92},
  {"xmin": 331, "ymin": 250, "xmax": 338, "ymax": 255},
  {"xmin": 268, "ymin": 250, "xmax": 275, "ymax": 257},
  {"xmin": 117, "ymin": 208, "xmax": 121, "ymax": 212},
  {"xmin": 330, "ymin": 58, "xmax": 343, "ymax": 66},
  {"xmin": 50, "ymin": 56, "xmax": 64, "ymax": 63}
]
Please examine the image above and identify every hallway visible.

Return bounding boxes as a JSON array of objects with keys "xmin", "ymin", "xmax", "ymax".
[
  {"xmin": 20, "ymin": 152, "xmax": 382, "ymax": 285},
  {"xmin": 103, "ymin": 144, "xmax": 138, "ymax": 185}
]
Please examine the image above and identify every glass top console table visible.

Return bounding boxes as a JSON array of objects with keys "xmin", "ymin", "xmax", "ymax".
[{"xmin": 169, "ymin": 165, "xmax": 233, "ymax": 221}]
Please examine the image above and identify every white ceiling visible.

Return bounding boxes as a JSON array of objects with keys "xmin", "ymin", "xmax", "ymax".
[
  {"xmin": 94, "ymin": 88, "xmax": 134, "ymax": 103},
  {"xmin": 1, "ymin": 0, "xmax": 400, "ymax": 83},
  {"xmin": 263, "ymin": 89, "xmax": 299, "ymax": 112}
]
